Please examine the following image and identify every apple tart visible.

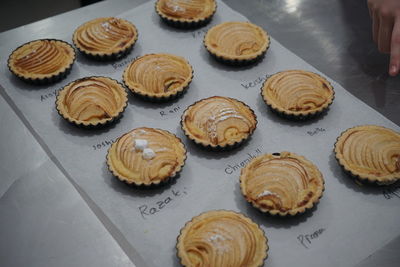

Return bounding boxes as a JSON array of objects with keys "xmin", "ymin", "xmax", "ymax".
[
  {"xmin": 73, "ymin": 17, "xmax": 138, "ymax": 60},
  {"xmin": 261, "ymin": 70, "xmax": 334, "ymax": 119},
  {"xmin": 7, "ymin": 39, "xmax": 76, "ymax": 84},
  {"xmin": 181, "ymin": 96, "xmax": 257, "ymax": 150},
  {"xmin": 56, "ymin": 76, "xmax": 128, "ymax": 127},
  {"xmin": 177, "ymin": 210, "xmax": 268, "ymax": 267},
  {"xmin": 204, "ymin": 21, "xmax": 270, "ymax": 65},
  {"xmin": 155, "ymin": 0, "xmax": 217, "ymax": 28},
  {"xmin": 107, "ymin": 127, "xmax": 186, "ymax": 186},
  {"xmin": 240, "ymin": 152, "xmax": 325, "ymax": 216},
  {"xmin": 334, "ymin": 125, "xmax": 400, "ymax": 185},
  {"xmin": 123, "ymin": 53, "xmax": 193, "ymax": 101}
]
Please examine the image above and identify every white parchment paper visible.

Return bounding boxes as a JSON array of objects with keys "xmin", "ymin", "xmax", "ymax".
[{"xmin": 1, "ymin": 1, "xmax": 399, "ymax": 266}]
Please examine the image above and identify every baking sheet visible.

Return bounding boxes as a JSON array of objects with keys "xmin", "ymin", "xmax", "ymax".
[{"xmin": 0, "ymin": 1, "xmax": 399, "ymax": 266}]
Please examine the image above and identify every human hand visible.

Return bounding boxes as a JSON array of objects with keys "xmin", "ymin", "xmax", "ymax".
[{"xmin": 368, "ymin": 0, "xmax": 400, "ymax": 76}]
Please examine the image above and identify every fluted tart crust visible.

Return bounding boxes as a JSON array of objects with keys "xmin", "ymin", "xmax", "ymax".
[
  {"xmin": 177, "ymin": 210, "xmax": 268, "ymax": 267},
  {"xmin": 204, "ymin": 21, "xmax": 270, "ymax": 64},
  {"xmin": 73, "ymin": 17, "xmax": 138, "ymax": 59},
  {"xmin": 261, "ymin": 70, "xmax": 334, "ymax": 119},
  {"xmin": 155, "ymin": 0, "xmax": 216, "ymax": 28},
  {"xmin": 181, "ymin": 96, "xmax": 257, "ymax": 150},
  {"xmin": 8, "ymin": 39, "xmax": 76, "ymax": 84},
  {"xmin": 123, "ymin": 53, "xmax": 193, "ymax": 101},
  {"xmin": 107, "ymin": 127, "xmax": 186, "ymax": 186},
  {"xmin": 334, "ymin": 125, "xmax": 400, "ymax": 185},
  {"xmin": 56, "ymin": 76, "xmax": 128, "ymax": 127},
  {"xmin": 240, "ymin": 152, "xmax": 325, "ymax": 216}
]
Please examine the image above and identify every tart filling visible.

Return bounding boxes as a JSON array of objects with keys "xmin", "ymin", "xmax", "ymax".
[
  {"xmin": 8, "ymin": 39, "xmax": 76, "ymax": 82},
  {"xmin": 123, "ymin": 53, "xmax": 193, "ymax": 100},
  {"xmin": 73, "ymin": 17, "xmax": 138, "ymax": 58},
  {"xmin": 181, "ymin": 96, "xmax": 257, "ymax": 149},
  {"xmin": 56, "ymin": 76, "xmax": 128, "ymax": 127},
  {"xmin": 156, "ymin": 0, "xmax": 216, "ymax": 26},
  {"xmin": 107, "ymin": 127, "xmax": 186, "ymax": 186},
  {"xmin": 261, "ymin": 70, "xmax": 334, "ymax": 118},
  {"xmin": 334, "ymin": 125, "xmax": 400, "ymax": 184},
  {"xmin": 177, "ymin": 210, "xmax": 268, "ymax": 267},
  {"xmin": 204, "ymin": 21, "xmax": 270, "ymax": 62},
  {"xmin": 240, "ymin": 152, "xmax": 325, "ymax": 216}
]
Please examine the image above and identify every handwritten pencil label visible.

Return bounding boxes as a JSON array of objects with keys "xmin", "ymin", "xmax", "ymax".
[
  {"xmin": 191, "ymin": 27, "xmax": 211, "ymax": 39},
  {"xmin": 92, "ymin": 139, "xmax": 115, "ymax": 151},
  {"xmin": 297, "ymin": 228, "xmax": 326, "ymax": 249},
  {"xmin": 224, "ymin": 148, "xmax": 262, "ymax": 175},
  {"xmin": 160, "ymin": 105, "xmax": 181, "ymax": 117},
  {"xmin": 307, "ymin": 127, "xmax": 326, "ymax": 136},
  {"xmin": 240, "ymin": 74, "xmax": 271, "ymax": 90},
  {"xmin": 40, "ymin": 89, "xmax": 59, "ymax": 102},
  {"xmin": 138, "ymin": 187, "xmax": 188, "ymax": 219},
  {"xmin": 111, "ymin": 55, "xmax": 140, "ymax": 70}
]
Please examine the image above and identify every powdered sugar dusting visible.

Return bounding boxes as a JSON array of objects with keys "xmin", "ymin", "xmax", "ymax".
[
  {"xmin": 131, "ymin": 129, "xmax": 147, "ymax": 137},
  {"xmin": 208, "ymin": 234, "xmax": 230, "ymax": 254},
  {"xmin": 155, "ymin": 147, "xmax": 169, "ymax": 153},
  {"xmin": 206, "ymin": 107, "xmax": 246, "ymax": 142},
  {"xmin": 143, "ymin": 148, "xmax": 156, "ymax": 160},
  {"xmin": 133, "ymin": 139, "xmax": 148, "ymax": 152},
  {"xmin": 257, "ymin": 190, "xmax": 278, "ymax": 198},
  {"xmin": 209, "ymin": 234, "xmax": 225, "ymax": 242}
]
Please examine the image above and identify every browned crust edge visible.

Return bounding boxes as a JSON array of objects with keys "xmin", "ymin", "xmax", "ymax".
[
  {"xmin": 122, "ymin": 53, "xmax": 194, "ymax": 102},
  {"xmin": 106, "ymin": 128, "xmax": 187, "ymax": 187},
  {"xmin": 55, "ymin": 76, "xmax": 128, "ymax": 128},
  {"xmin": 7, "ymin": 39, "xmax": 76, "ymax": 85},
  {"xmin": 203, "ymin": 21, "xmax": 270, "ymax": 66},
  {"xmin": 155, "ymin": 0, "xmax": 217, "ymax": 28},
  {"xmin": 180, "ymin": 96, "xmax": 258, "ymax": 151},
  {"xmin": 334, "ymin": 125, "xmax": 400, "ymax": 185},
  {"xmin": 72, "ymin": 17, "xmax": 138, "ymax": 61},
  {"xmin": 260, "ymin": 70, "xmax": 335, "ymax": 120},
  {"xmin": 239, "ymin": 152, "xmax": 325, "ymax": 216},
  {"xmin": 176, "ymin": 209, "xmax": 269, "ymax": 267}
]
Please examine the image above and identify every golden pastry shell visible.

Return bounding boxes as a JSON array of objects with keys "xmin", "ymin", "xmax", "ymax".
[
  {"xmin": 240, "ymin": 152, "xmax": 325, "ymax": 216},
  {"xmin": 176, "ymin": 209, "xmax": 268, "ymax": 267},
  {"xmin": 72, "ymin": 17, "xmax": 138, "ymax": 60},
  {"xmin": 334, "ymin": 125, "xmax": 400, "ymax": 185},
  {"xmin": 7, "ymin": 39, "xmax": 76, "ymax": 85},
  {"xmin": 106, "ymin": 128, "xmax": 187, "ymax": 187},
  {"xmin": 180, "ymin": 96, "xmax": 258, "ymax": 151},
  {"xmin": 155, "ymin": 0, "xmax": 217, "ymax": 28},
  {"xmin": 261, "ymin": 70, "xmax": 335, "ymax": 120},
  {"xmin": 203, "ymin": 21, "xmax": 270, "ymax": 65},
  {"xmin": 56, "ymin": 76, "xmax": 128, "ymax": 128},
  {"xmin": 122, "ymin": 53, "xmax": 194, "ymax": 102}
]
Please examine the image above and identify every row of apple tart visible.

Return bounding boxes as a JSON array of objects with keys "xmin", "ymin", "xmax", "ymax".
[{"xmin": 6, "ymin": 1, "xmax": 399, "ymax": 266}]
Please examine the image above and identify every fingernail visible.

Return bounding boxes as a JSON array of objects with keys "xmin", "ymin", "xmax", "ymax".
[{"xmin": 390, "ymin": 65, "xmax": 398, "ymax": 75}]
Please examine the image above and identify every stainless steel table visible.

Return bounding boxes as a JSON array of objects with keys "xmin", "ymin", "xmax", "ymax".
[{"xmin": 0, "ymin": 0, "xmax": 398, "ymax": 266}]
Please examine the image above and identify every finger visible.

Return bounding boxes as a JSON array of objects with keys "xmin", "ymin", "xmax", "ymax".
[
  {"xmin": 389, "ymin": 18, "xmax": 400, "ymax": 76},
  {"xmin": 367, "ymin": 0, "xmax": 373, "ymax": 18},
  {"xmin": 378, "ymin": 12, "xmax": 394, "ymax": 53},
  {"xmin": 373, "ymin": 10, "xmax": 380, "ymax": 43}
]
